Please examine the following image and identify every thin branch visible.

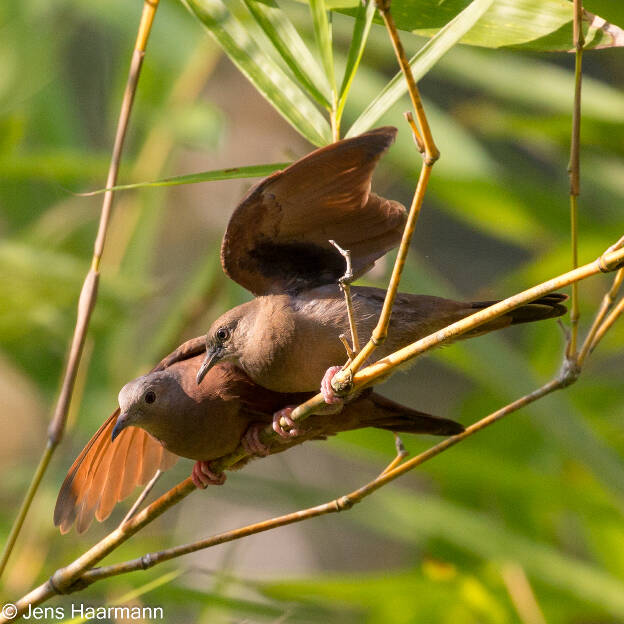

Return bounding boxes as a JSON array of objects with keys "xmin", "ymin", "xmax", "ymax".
[
  {"xmin": 566, "ymin": 0, "xmax": 585, "ymax": 357},
  {"xmin": 577, "ymin": 268, "xmax": 624, "ymax": 366},
  {"xmin": 338, "ymin": 334, "xmax": 356, "ymax": 362},
  {"xmin": 16, "ymin": 377, "xmax": 565, "ymax": 604},
  {"xmin": 589, "ymin": 295, "xmax": 624, "ymax": 354},
  {"xmin": 5, "ymin": 245, "xmax": 624, "ymax": 619},
  {"xmin": 332, "ymin": 0, "xmax": 440, "ymax": 391},
  {"xmin": 320, "ymin": 242, "xmax": 624, "ymax": 403},
  {"xmin": 329, "ymin": 239, "xmax": 360, "ymax": 353},
  {"xmin": 0, "ymin": 0, "xmax": 161, "ymax": 579},
  {"xmin": 380, "ymin": 434, "xmax": 408, "ymax": 475},
  {"xmin": 121, "ymin": 470, "xmax": 163, "ymax": 526}
]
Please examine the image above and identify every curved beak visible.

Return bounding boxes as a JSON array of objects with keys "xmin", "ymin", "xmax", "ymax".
[
  {"xmin": 196, "ymin": 346, "xmax": 222, "ymax": 385},
  {"xmin": 111, "ymin": 411, "xmax": 131, "ymax": 442}
]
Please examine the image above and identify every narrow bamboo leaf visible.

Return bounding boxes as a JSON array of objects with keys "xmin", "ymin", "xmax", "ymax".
[
  {"xmin": 242, "ymin": 0, "xmax": 332, "ymax": 108},
  {"xmin": 347, "ymin": 0, "xmax": 495, "ymax": 138},
  {"xmin": 183, "ymin": 0, "xmax": 332, "ymax": 145},
  {"xmin": 289, "ymin": 0, "xmax": 623, "ymax": 50},
  {"xmin": 309, "ymin": 0, "xmax": 337, "ymax": 100},
  {"xmin": 337, "ymin": 0, "xmax": 376, "ymax": 113},
  {"xmin": 78, "ymin": 163, "xmax": 290, "ymax": 196},
  {"xmin": 436, "ymin": 47, "xmax": 624, "ymax": 123}
]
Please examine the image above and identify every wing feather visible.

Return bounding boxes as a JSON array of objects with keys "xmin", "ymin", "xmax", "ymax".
[{"xmin": 221, "ymin": 128, "xmax": 406, "ymax": 295}]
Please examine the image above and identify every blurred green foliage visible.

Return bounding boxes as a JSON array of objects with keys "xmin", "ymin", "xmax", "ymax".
[{"xmin": 1, "ymin": 0, "xmax": 623, "ymax": 622}]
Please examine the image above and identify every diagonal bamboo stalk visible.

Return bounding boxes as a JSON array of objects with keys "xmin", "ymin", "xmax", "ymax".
[
  {"xmin": 566, "ymin": 0, "xmax": 585, "ymax": 358},
  {"xmin": 0, "ymin": 0, "xmax": 161, "ymax": 580},
  {"xmin": 4, "ymin": 243, "xmax": 624, "ymax": 620},
  {"xmin": 332, "ymin": 0, "xmax": 440, "ymax": 391},
  {"xmin": 8, "ymin": 377, "xmax": 564, "ymax": 610}
]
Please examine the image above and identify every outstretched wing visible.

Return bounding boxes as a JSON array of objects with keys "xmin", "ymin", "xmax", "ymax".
[
  {"xmin": 221, "ymin": 127, "xmax": 406, "ymax": 295},
  {"xmin": 53, "ymin": 338, "xmax": 208, "ymax": 534},
  {"xmin": 54, "ymin": 411, "xmax": 177, "ymax": 534}
]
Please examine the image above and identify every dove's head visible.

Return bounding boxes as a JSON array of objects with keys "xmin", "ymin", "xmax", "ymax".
[
  {"xmin": 112, "ymin": 370, "xmax": 184, "ymax": 441},
  {"xmin": 195, "ymin": 302, "xmax": 258, "ymax": 385}
]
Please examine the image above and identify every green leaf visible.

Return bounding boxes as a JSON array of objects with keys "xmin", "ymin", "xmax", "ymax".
[
  {"xmin": 242, "ymin": 0, "xmax": 332, "ymax": 108},
  {"xmin": 309, "ymin": 0, "xmax": 337, "ymax": 101},
  {"xmin": 337, "ymin": 0, "xmax": 376, "ymax": 119},
  {"xmin": 183, "ymin": 0, "xmax": 332, "ymax": 145},
  {"xmin": 79, "ymin": 162, "xmax": 291, "ymax": 195},
  {"xmin": 347, "ymin": 0, "xmax": 496, "ymax": 137},
  {"xmin": 436, "ymin": 46, "xmax": 624, "ymax": 123},
  {"xmin": 292, "ymin": 0, "xmax": 624, "ymax": 50}
]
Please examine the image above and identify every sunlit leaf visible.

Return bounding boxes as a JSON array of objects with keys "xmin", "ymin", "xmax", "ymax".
[
  {"xmin": 242, "ymin": 0, "xmax": 331, "ymax": 108},
  {"xmin": 79, "ymin": 163, "xmax": 291, "ymax": 195},
  {"xmin": 347, "ymin": 0, "xmax": 496, "ymax": 137},
  {"xmin": 183, "ymin": 0, "xmax": 332, "ymax": 145},
  {"xmin": 290, "ymin": 0, "xmax": 624, "ymax": 50}
]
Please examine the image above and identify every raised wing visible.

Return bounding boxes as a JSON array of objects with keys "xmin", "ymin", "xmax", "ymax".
[{"xmin": 221, "ymin": 127, "xmax": 406, "ymax": 295}]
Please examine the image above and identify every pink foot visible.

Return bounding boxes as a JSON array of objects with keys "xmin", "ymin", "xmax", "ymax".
[
  {"xmin": 191, "ymin": 461, "xmax": 226, "ymax": 489},
  {"xmin": 241, "ymin": 424, "xmax": 271, "ymax": 457},
  {"xmin": 321, "ymin": 366, "xmax": 344, "ymax": 405},
  {"xmin": 272, "ymin": 406, "xmax": 303, "ymax": 438}
]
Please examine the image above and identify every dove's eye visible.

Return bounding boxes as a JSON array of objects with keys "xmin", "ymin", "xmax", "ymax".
[
  {"xmin": 216, "ymin": 327, "xmax": 230, "ymax": 342},
  {"xmin": 144, "ymin": 390, "xmax": 156, "ymax": 404}
]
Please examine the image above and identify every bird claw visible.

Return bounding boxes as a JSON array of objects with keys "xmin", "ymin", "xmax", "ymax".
[
  {"xmin": 272, "ymin": 406, "xmax": 302, "ymax": 439},
  {"xmin": 191, "ymin": 461, "xmax": 226, "ymax": 489},
  {"xmin": 241, "ymin": 424, "xmax": 271, "ymax": 457},
  {"xmin": 321, "ymin": 366, "xmax": 345, "ymax": 405}
]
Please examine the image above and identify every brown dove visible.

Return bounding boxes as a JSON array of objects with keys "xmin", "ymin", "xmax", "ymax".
[
  {"xmin": 194, "ymin": 127, "xmax": 567, "ymax": 399},
  {"xmin": 54, "ymin": 336, "xmax": 463, "ymax": 534}
]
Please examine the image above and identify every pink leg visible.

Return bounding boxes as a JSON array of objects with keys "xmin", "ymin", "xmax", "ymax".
[
  {"xmin": 321, "ymin": 366, "xmax": 344, "ymax": 405},
  {"xmin": 191, "ymin": 461, "xmax": 226, "ymax": 489},
  {"xmin": 241, "ymin": 423, "xmax": 271, "ymax": 457},
  {"xmin": 272, "ymin": 405, "xmax": 303, "ymax": 438}
]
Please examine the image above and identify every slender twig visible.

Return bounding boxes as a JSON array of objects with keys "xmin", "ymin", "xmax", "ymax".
[
  {"xmin": 121, "ymin": 470, "xmax": 163, "ymax": 526},
  {"xmin": 566, "ymin": 0, "xmax": 584, "ymax": 357},
  {"xmin": 325, "ymin": 243, "xmax": 624, "ymax": 401},
  {"xmin": 6, "ymin": 377, "xmax": 565, "ymax": 613},
  {"xmin": 0, "ymin": 0, "xmax": 160, "ymax": 579},
  {"xmin": 5, "ymin": 247, "xmax": 624, "ymax": 619},
  {"xmin": 577, "ymin": 268, "xmax": 624, "ymax": 366},
  {"xmin": 338, "ymin": 334, "xmax": 356, "ymax": 362},
  {"xmin": 329, "ymin": 240, "xmax": 360, "ymax": 353},
  {"xmin": 381, "ymin": 434, "xmax": 408, "ymax": 475},
  {"xmin": 331, "ymin": 0, "xmax": 440, "ymax": 392},
  {"xmin": 589, "ymin": 296, "xmax": 624, "ymax": 354}
]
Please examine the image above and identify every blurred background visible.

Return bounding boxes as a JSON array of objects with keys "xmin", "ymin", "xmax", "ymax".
[{"xmin": 1, "ymin": 0, "xmax": 624, "ymax": 621}]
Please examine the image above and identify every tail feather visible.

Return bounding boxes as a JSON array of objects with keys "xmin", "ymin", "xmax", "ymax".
[
  {"xmin": 472, "ymin": 293, "xmax": 567, "ymax": 324},
  {"xmin": 463, "ymin": 293, "xmax": 567, "ymax": 336},
  {"xmin": 366, "ymin": 393, "xmax": 464, "ymax": 436}
]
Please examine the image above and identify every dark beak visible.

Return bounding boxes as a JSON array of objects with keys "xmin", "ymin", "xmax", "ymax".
[
  {"xmin": 111, "ymin": 411, "xmax": 130, "ymax": 442},
  {"xmin": 196, "ymin": 346, "xmax": 221, "ymax": 385}
]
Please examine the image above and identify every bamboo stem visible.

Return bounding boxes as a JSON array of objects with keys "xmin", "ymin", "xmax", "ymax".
[
  {"xmin": 333, "ymin": 0, "xmax": 439, "ymax": 390},
  {"xmin": 0, "ymin": 0, "xmax": 160, "ymax": 580},
  {"xmin": 566, "ymin": 0, "xmax": 584, "ymax": 357}
]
